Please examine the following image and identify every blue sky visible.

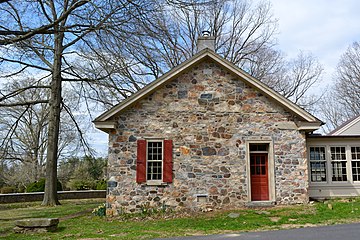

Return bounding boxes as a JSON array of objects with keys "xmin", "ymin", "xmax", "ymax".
[{"xmin": 271, "ymin": 0, "xmax": 360, "ymax": 85}]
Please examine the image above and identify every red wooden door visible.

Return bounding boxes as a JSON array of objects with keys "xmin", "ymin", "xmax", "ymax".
[{"xmin": 250, "ymin": 153, "xmax": 269, "ymax": 201}]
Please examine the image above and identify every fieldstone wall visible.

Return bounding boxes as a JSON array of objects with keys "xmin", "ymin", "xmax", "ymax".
[{"xmin": 106, "ymin": 60, "xmax": 308, "ymax": 215}]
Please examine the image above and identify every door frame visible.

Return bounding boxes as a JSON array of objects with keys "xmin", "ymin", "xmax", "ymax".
[{"xmin": 246, "ymin": 140, "xmax": 275, "ymax": 202}]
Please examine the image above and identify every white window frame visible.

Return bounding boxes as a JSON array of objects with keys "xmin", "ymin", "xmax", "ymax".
[
  {"xmin": 351, "ymin": 146, "xmax": 360, "ymax": 182},
  {"xmin": 309, "ymin": 146, "xmax": 327, "ymax": 183},
  {"xmin": 146, "ymin": 139, "xmax": 164, "ymax": 185},
  {"xmin": 330, "ymin": 146, "xmax": 348, "ymax": 182},
  {"xmin": 308, "ymin": 145, "xmax": 360, "ymax": 185}
]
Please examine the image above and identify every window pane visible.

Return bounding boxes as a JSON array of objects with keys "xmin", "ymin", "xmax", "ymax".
[
  {"xmin": 256, "ymin": 156, "xmax": 260, "ymax": 164},
  {"xmin": 250, "ymin": 144, "xmax": 268, "ymax": 152},
  {"xmin": 309, "ymin": 147, "xmax": 325, "ymax": 160},
  {"xmin": 330, "ymin": 146, "xmax": 346, "ymax": 160},
  {"xmin": 330, "ymin": 146, "xmax": 346, "ymax": 181},
  {"xmin": 309, "ymin": 147, "xmax": 327, "ymax": 182},
  {"xmin": 332, "ymin": 161, "xmax": 347, "ymax": 181},
  {"xmin": 147, "ymin": 141, "xmax": 163, "ymax": 181},
  {"xmin": 310, "ymin": 161, "xmax": 326, "ymax": 182}
]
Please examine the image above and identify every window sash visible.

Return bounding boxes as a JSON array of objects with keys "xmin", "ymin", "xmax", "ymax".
[
  {"xmin": 147, "ymin": 141, "xmax": 163, "ymax": 181},
  {"xmin": 330, "ymin": 147, "xmax": 347, "ymax": 181},
  {"xmin": 309, "ymin": 147, "xmax": 327, "ymax": 182},
  {"xmin": 351, "ymin": 146, "xmax": 360, "ymax": 181},
  {"xmin": 310, "ymin": 161, "xmax": 327, "ymax": 182}
]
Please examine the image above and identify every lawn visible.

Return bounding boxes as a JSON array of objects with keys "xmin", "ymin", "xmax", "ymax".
[{"xmin": 1, "ymin": 198, "xmax": 360, "ymax": 239}]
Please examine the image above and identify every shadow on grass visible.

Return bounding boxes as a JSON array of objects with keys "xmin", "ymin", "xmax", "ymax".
[{"xmin": 54, "ymin": 226, "xmax": 66, "ymax": 232}]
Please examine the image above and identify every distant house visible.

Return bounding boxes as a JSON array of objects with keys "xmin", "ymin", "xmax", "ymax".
[{"xmin": 94, "ymin": 35, "xmax": 360, "ymax": 215}]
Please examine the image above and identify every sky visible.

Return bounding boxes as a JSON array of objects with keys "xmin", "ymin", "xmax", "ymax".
[
  {"xmin": 270, "ymin": 0, "xmax": 360, "ymax": 86},
  {"xmin": 91, "ymin": 0, "xmax": 360, "ymax": 156}
]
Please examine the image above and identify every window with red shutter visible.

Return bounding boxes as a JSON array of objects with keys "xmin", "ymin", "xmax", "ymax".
[{"xmin": 136, "ymin": 139, "xmax": 173, "ymax": 184}]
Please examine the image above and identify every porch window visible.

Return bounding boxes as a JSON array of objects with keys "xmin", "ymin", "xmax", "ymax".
[
  {"xmin": 351, "ymin": 147, "xmax": 360, "ymax": 181},
  {"xmin": 309, "ymin": 147, "xmax": 326, "ymax": 182},
  {"xmin": 331, "ymin": 147, "xmax": 347, "ymax": 181}
]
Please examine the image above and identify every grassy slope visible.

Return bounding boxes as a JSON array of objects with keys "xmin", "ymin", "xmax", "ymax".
[{"xmin": 1, "ymin": 198, "xmax": 360, "ymax": 239}]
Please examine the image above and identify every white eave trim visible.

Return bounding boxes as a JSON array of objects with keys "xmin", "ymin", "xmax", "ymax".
[
  {"xmin": 297, "ymin": 121, "xmax": 323, "ymax": 131},
  {"xmin": 93, "ymin": 121, "xmax": 116, "ymax": 133}
]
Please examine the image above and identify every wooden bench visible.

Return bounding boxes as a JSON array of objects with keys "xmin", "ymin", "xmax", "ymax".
[{"xmin": 14, "ymin": 218, "xmax": 59, "ymax": 233}]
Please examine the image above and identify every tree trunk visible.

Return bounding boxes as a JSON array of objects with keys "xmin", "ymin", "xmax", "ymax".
[{"xmin": 42, "ymin": 30, "xmax": 64, "ymax": 206}]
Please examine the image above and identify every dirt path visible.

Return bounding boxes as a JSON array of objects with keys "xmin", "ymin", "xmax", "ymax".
[{"xmin": 59, "ymin": 208, "xmax": 93, "ymax": 221}]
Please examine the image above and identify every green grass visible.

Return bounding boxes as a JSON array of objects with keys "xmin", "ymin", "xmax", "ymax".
[{"xmin": 2, "ymin": 198, "xmax": 360, "ymax": 239}]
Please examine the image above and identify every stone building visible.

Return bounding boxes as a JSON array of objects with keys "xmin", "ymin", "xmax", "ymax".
[{"xmin": 94, "ymin": 36, "xmax": 360, "ymax": 215}]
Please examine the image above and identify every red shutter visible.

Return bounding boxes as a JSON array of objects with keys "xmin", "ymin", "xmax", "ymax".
[
  {"xmin": 163, "ymin": 139, "xmax": 173, "ymax": 183},
  {"xmin": 136, "ymin": 140, "xmax": 146, "ymax": 183}
]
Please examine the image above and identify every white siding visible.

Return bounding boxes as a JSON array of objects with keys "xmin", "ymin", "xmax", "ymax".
[{"xmin": 340, "ymin": 122, "xmax": 360, "ymax": 135}]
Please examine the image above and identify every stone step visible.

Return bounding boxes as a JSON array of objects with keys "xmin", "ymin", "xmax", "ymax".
[{"xmin": 245, "ymin": 201, "xmax": 275, "ymax": 208}]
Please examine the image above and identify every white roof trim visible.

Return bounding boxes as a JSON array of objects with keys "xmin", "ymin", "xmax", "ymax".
[
  {"xmin": 297, "ymin": 121, "xmax": 323, "ymax": 131},
  {"xmin": 94, "ymin": 49, "xmax": 322, "ymax": 127},
  {"xmin": 93, "ymin": 121, "xmax": 116, "ymax": 133}
]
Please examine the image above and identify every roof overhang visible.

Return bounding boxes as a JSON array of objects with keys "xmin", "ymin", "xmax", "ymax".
[
  {"xmin": 297, "ymin": 121, "xmax": 324, "ymax": 132},
  {"xmin": 93, "ymin": 121, "xmax": 116, "ymax": 133}
]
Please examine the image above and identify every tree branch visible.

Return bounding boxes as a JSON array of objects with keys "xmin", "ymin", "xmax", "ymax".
[
  {"xmin": 0, "ymin": 0, "xmax": 90, "ymax": 45},
  {"xmin": 0, "ymin": 100, "xmax": 49, "ymax": 107}
]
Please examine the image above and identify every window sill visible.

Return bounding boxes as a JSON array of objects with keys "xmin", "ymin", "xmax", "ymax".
[{"xmin": 146, "ymin": 181, "xmax": 167, "ymax": 186}]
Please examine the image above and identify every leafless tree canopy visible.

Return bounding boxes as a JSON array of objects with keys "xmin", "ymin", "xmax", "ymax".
[
  {"xmin": 335, "ymin": 42, "xmax": 360, "ymax": 115},
  {"xmin": 318, "ymin": 41, "xmax": 360, "ymax": 133},
  {"xmin": 76, "ymin": 0, "xmax": 322, "ymax": 110}
]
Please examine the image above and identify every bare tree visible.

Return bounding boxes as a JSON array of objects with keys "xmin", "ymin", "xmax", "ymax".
[
  {"xmin": 0, "ymin": 79, "xmax": 82, "ymax": 187},
  {"xmin": 334, "ymin": 41, "xmax": 360, "ymax": 116},
  {"xmin": 317, "ymin": 91, "xmax": 350, "ymax": 133},
  {"xmin": 73, "ymin": 0, "xmax": 279, "ymax": 106},
  {"xmin": 78, "ymin": 0, "xmax": 321, "ymax": 111},
  {"xmin": 0, "ymin": 79, "xmax": 49, "ymax": 183},
  {"xmin": 0, "ymin": 0, "xmax": 155, "ymax": 205},
  {"xmin": 262, "ymin": 51, "xmax": 324, "ymax": 107},
  {"xmin": 318, "ymin": 41, "xmax": 360, "ymax": 133}
]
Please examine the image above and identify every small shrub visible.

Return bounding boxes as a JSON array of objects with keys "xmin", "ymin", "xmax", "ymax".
[
  {"xmin": 95, "ymin": 179, "xmax": 107, "ymax": 190},
  {"xmin": 68, "ymin": 179, "xmax": 95, "ymax": 190},
  {"xmin": 92, "ymin": 203, "xmax": 106, "ymax": 217},
  {"xmin": 26, "ymin": 178, "xmax": 63, "ymax": 192},
  {"xmin": 0, "ymin": 186, "xmax": 17, "ymax": 194}
]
